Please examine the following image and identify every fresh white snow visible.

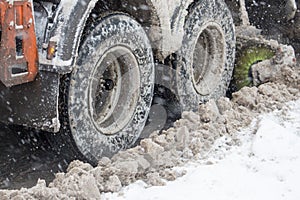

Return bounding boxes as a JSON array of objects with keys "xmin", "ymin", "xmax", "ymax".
[{"xmin": 103, "ymin": 100, "xmax": 300, "ymax": 200}]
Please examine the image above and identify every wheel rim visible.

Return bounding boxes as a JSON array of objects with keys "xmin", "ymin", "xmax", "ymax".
[
  {"xmin": 89, "ymin": 46, "xmax": 140, "ymax": 135},
  {"xmin": 192, "ymin": 22, "xmax": 225, "ymax": 96}
]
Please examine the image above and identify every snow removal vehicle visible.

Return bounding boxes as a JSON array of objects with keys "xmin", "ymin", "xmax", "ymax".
[{"xmin": 0, "ymin": 0, "xmax": 297, "ymax": 163}]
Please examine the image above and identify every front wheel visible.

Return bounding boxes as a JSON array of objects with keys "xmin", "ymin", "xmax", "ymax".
[{"xmin": 67, "ymin": 14, "xmax": 154, "ymax": 162}]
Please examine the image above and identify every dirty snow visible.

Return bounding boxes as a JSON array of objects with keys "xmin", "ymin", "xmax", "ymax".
[{"xmin": 103, "ymin": 100, "xmax": 300, "ymax": 200}]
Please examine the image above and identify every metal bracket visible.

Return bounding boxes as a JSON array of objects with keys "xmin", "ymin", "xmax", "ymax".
[{"xmin": 0, "ymin": 0, "xmax": 38, "ymax": 87}]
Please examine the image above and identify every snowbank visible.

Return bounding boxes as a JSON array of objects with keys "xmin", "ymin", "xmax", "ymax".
[{"xmin": 103, "ymin": 100, "xmax": 300, "ymax": 200}]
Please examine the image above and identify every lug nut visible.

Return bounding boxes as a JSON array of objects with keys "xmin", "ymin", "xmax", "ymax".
[{"xmin": 104, "ymin": 79, "xmax": 114, "ymax": 90}]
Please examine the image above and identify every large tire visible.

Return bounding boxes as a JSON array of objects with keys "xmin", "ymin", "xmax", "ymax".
[
  {"xmin": 176, "ymin": 0, "xmax": 236, "ymax": 111},
  {"xmin": 67, "ymin": 14, "xmax": 154, "ymax": 162}
]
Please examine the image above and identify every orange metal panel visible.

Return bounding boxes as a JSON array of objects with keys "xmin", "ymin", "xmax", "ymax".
[{"xmin": 0, "ymin": 0, "xmax": 38, "ymax": 87}]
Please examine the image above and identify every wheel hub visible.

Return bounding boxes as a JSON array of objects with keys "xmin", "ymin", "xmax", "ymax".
[
  {"xmin": 89, "ymin": 46, "xmax": 140, "ymax": 135},
  {"xmin": 192, "ymin": 22, "xmax": 226, "ymax": 95}
]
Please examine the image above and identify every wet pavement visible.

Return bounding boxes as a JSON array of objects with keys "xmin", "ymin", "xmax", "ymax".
[
  {"xmin": 0, "ymin": 124, "xmax": 71, "ymax": 190},
  {"xmin": 0, "ymin": 99, "xmax": 176, "ymax": 190},
  {"xmin": 0, "ymin": 110, "xmax": 173, "ymax": 190}
]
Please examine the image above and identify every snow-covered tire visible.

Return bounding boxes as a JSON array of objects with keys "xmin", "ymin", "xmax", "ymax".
[
  {"xmin": 176, "ymin": 0, "xmax": 236, "ymax": 111},
  {"xmin": 67, "ymin": 14, "xmax": 154, "ymax": 162}
]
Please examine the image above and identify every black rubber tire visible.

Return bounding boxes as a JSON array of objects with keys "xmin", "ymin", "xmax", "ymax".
[
  {"xmin": 176, "ymin": 0, "xmax": 236, "ymax": 111},
  {"xmin": 67, "ymin": 14, "xmax": 154, "ymax": 162}
]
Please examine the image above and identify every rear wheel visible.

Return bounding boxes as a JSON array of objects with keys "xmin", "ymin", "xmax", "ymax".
[
  {"xmin": 66, "ymin": 14, "xmax": 154, "ymax": 162},
  {"xmin": 176, "ymin": 0, "xmax": 236, "ymax": 111}
]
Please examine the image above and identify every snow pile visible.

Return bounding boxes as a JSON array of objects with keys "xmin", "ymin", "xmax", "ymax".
[
  {"xmin": 103, "ymin": 100, "xmax": 300, "ymax": 200},
  {"xmin": 0, "ymin": 47, "xmax": 299, "ymax": 199}
]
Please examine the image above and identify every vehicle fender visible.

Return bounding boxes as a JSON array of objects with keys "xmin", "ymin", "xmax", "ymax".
[
  {"xmin": 39, "ymin": 0, "xmax": 97, "ymax": 72},
  {"xmin": 39, "ymin": 0, "xmax": 198, "ymax": 67}
]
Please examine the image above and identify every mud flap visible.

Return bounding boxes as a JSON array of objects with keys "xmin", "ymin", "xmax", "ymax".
[{"xmin": 0, "ymin": 71, "xmax": 60, "ymax": 132}]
